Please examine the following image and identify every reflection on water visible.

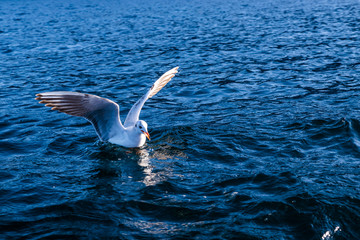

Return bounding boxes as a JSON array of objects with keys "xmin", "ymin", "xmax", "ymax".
[
  {"xmin": 321, "ymin": 226, "xmax": 341, "ymax": 240},
  {"xmin": 135, "ymin": 146, "xmax": 187, "ymax": 186},
  {"xmin": 94, "ymin": 142, "xmax": 187, "ymax": 187}
]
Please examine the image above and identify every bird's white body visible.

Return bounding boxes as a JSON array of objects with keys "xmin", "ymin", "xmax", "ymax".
[
  {"xmin": 108, "ymin": 126, "xmax": 146, "ymax": 148},
  {"xmin": 36, "ymin": 67, "xmax": 179, "ymax": 148}
]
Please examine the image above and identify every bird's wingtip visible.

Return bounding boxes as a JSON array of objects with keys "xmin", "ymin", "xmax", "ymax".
[
  {"xmin": 35, "ymin": 93, "xmax": 42, "ymax": 100},
  {"xmin": 170, "ymin": 66, "xmax": 179, "ymax": 74}
]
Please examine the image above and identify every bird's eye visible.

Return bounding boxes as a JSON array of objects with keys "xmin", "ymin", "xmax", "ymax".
[{"xmin": 139, "ymin": 126, "xmax": 143, "ymax": 129}]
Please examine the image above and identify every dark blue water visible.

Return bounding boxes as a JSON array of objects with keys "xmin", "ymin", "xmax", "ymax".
[{"xmin": 1, "ymin": 0, "xmax": 360, "ymax": 239}]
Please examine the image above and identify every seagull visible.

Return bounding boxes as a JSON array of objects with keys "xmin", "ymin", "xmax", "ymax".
[{"xmin": 35, "ymin": 67, "xmax": 179, "ymax": 148}]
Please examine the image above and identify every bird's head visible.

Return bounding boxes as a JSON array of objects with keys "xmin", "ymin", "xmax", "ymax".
[{"xmin": 135, "ymin": 120, "xmax": 150, "ymax": 140}]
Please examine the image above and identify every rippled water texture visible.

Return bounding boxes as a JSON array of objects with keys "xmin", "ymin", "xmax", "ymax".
[{"xmin": 1, "ymin": 0, "xmax": 360, "ymax": 239}]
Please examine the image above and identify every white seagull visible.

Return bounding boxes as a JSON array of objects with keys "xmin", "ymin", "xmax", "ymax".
[{"xmin": 35, "ymin": 67, "xmax": 179, "ymax": 148}]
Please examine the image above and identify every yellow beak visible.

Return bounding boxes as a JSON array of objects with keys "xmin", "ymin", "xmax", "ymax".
[{"xmin": 142, "ymin": 131, "xmax": 151, "ymax": 141}]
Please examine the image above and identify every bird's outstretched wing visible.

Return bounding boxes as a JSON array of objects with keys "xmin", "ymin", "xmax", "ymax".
[
  {"xmin": 124, "ymin": 67, "xmax": 179, "ymax": 127},
  {"xmin": 35, "ymin": 91, "xmax": 124, "ymax": 141}
]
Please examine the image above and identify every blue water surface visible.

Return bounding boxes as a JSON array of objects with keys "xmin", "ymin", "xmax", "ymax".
[{"xmin": 1, "ymin": 0, "xmax": 360, "ymax": 239}]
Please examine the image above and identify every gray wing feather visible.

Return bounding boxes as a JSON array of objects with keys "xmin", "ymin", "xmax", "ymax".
[
  {"xmin": 36, "ymin": 91, "xmax": 124, "ymax": 141},
  {"xmin": 124, "ymin": 67, "xmax": 178, "ymax": 127}
]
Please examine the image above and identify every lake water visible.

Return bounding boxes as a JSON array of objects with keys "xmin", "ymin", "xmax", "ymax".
[{"xmin": 1, "ymin": 0, "xmax": 360, "ymax": 239}]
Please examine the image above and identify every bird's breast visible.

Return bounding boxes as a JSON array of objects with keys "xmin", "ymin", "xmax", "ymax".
[{"xmin": 108, "ymin": 131, "xmax": 146, "ymax": 148}]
